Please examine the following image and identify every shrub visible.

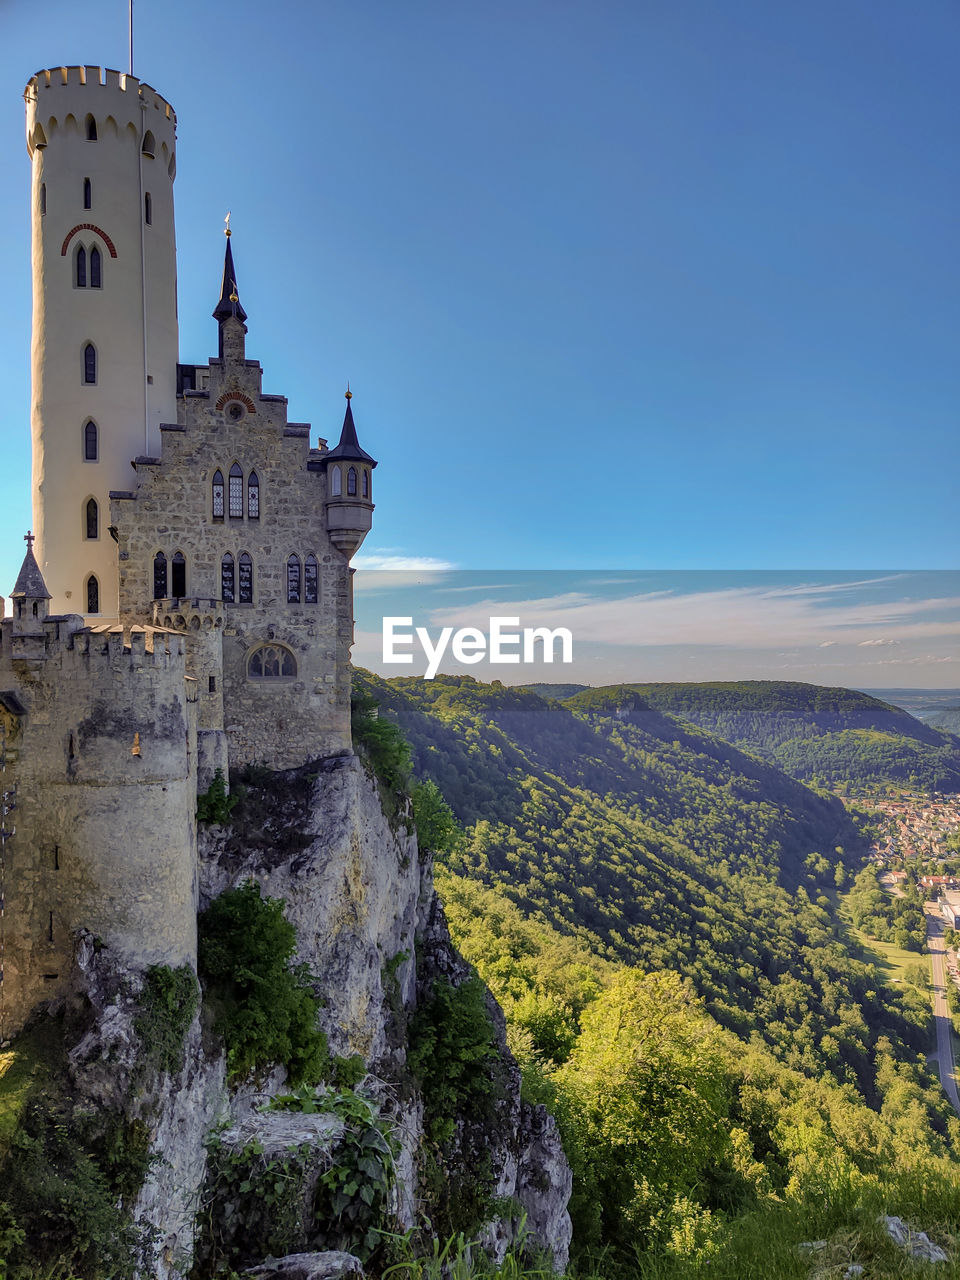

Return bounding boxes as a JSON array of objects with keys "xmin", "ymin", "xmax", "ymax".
[
  {"xmin": 134, "ymin": 963, "xmax": 199, "ymax": 1076},
  {"xmin": 198, "ymin": 881, "xmax": 329, "ymax": 1085},
  {"xmin": 196, "ymin": 767, "xmax": 239, "ymax": 825},
  {"xmin": 352, "ymin": 688, "xmax": 412, "ymax": 793},
  {"xmin": 412, "ymin": 779, "xmax": 460, "ymax": 854}
]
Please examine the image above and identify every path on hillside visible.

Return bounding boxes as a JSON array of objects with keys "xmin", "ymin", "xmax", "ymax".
[{"xmin": 925, "ymin": 904, "xmax": 960, "ymax": 1116}]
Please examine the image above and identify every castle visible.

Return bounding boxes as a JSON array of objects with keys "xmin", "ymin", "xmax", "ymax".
[{"xmin": 0, "ymin": 65, "xmax": 377, "ymax": 1039}]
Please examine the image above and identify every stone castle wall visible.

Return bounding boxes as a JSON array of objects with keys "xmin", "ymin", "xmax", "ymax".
[{"xmin": 0, "ymin": 618, "xmax": 197, "ymax": 1038}]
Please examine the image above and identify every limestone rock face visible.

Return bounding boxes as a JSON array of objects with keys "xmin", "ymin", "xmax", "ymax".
[{"xmin": 243, "ymin": 1252, "xmax": 364, "ymax": 1280}]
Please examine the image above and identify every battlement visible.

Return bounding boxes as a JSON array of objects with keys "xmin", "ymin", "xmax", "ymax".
[
  {"xmin": 70, "ymin": 623, "xmax": 185, "ymax": 666},
  {"xmin": 25, "ymin": 66, "xmax": 176, "ymax": 160},
  {"xmin": 153, "ymin": 599, "xmax": 225, "ymax": 631}
]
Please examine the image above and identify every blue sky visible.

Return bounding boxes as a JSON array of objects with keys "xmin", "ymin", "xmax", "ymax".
[
  {"xmin": 0, "ymin": 0, "xmax": 957, "ymax": 600},
  {"xmin": 354, "ymin": 570, "xmax": 960, "ymax": 687}
]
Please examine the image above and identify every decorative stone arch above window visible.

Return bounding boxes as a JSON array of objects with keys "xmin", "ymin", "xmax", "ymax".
[
  {"xmin": 61, "ymin": 224, "xmax": 118, "ymax": 258},
  {"xmin": 248, "ymin": 644, "xmax": 297, "ymax": 680},
  {"xmin": 215, "ymin": 390, "xmax": 256, "ymax": 416}
]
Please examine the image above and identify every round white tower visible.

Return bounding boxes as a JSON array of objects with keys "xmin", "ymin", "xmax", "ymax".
[{"xmin": 24, "ymin": 66, "xmax": 179, "ymax": 619}]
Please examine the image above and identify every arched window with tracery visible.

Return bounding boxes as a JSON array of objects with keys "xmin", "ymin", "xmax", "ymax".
[
  {"xmin": 76, "ymin": 245, "xmax": 86, "ymax": 288},
  {"xmin": 86, "ymin": 574, "xmax": 99, "ymax": 613},
  {"xmin": 248, "ymin": 644, "xmax": 296, "ymax": 679},
  {"xmin": 347, "ymin": 466, "xmax": 358, "ymax": 497},
  {"xmin": 83, "ymin": 420, "xmax": 98, "ymax": 461},
  {"xmin": 239, "ymin": 552, "xmax": 253, "ymax": 603},
  {"xmin": 287, "ymin": 555, "xmax": 301, "ymax": 604},
  {"xmin": 83, "ymin": 343, "xmax": 96, "ymax": 384},
  {"xmin": 330, "ymin": 466, "xmax": 342, "ymax": 497},
  {"xmin": 90, "ymin": 246, "xmax": 101, "ymax": 289},
  {"xmin": 305, "ymin": 554, "xmax": 319, "ymax": 604},
  {"xmin": 229, "ymin": 463, "xmax": 243, "ymax": 518},
  {"xmin": 212, "ymin": 469, "xmax": 224, "ymax": 519},
  {"xmin": 85, "ymin": 497, "xmax": 98, "ymax": 540},
  {"xmin": 83, "ymin": 177, "xmax": 91, "ymax": 209},
  {"xmin": 171, "ymin": 551, "xmax": 186, "ymax": 597},
  {"xmin": 247, "ymin": 471, "xmax": 260, "ymax": 519},
  {"xmin": 153, "ymin": 551, "xmax": 167, "ymax": 599},
  {"xmin": 221, "ymin": 553, "xmax": 235, "ymax": 604}
]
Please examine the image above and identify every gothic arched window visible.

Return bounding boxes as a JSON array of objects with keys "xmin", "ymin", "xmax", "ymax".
[
  {"xmin": 247, "ymin": 471, "xmax": 260, "ymax": 519},
  {"xmin": 85, "ymin": 497, "xmax": 98, "ymax": 540},
  {"xmin": 347, "ymin": 466, "xmax": 358, "ymax": 497},
  {"xmin": 76, "ymin": 245, "xmax": 86, "ymax": 288},
  {"xmin": 83, "ymin": 344, "xmax": 96, "ymax": 384},
  {"xmin": 83, "ymin": 177, "xmax": 91, "ymax": 209},
  {"xmin": 212, "ymin": 469, "xmax": 224, "ymax": 519},
  {"xmin": 144, "ymin": 192, "xmax": 152, "ymax": 225},
  {"xmin": 362, "ymin": 469, "xmax": 369, "ymax": 498},
  {"xmin": 248, "ymin": 644, "xmax": 296, "ymax": 679},
  {"xmin": 287, "ymin": 555, "xmax": 301, "ymax": 604},
  {"xmin": 305, "ymin": 554, "xmax": 319, "ymax": 604},
  {"xmin": 85, "ymin": 115, "xmax": 97, "ymax": 142},
  {"xmin": 83, "ymin": 420, "xmax": 98, "ymax": 461},
  {"xmin": 86, "ymin": 574, "xmax": 99, "ymax": 613},
  {"xmin": 330, "ymin": 466, "xmax": 342, "ymax": 497},
  {"xmin": 238, "ymin": 552, "xmax": 253, "ymax": 603},
  {"xmin": 153, "ymin": 551, "xmax": 167, "ymax": 600},
  {"xmin": 90, "ymin": 246, "xmax": 102, "ymax": 289},
  {"xmin": 142, "ymin": 130, "xmax": 155, "ymax": 157},
  {"xmin": 221, "ymin": 553, "xmax": 235, "ymax": 604},
  {"xmin": 229, "ymin": 463, "xmax": 243, "ymax": 518},
  {"xmin": 171, "ymin": 551, "xmax": 186, "ymax": 598}
]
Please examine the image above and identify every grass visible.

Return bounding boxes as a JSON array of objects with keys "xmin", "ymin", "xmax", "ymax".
[
  {"xmin": 0, "ymin": 1027, "xmax": 50, "ymax": 1157},
  {"xmin": 836, "ymin": 886, "xmax": 928, "ymax": 986}
]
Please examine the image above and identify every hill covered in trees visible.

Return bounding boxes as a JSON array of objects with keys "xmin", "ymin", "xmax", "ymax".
[
  {"xmin": 559, "ymin": 681, "xmax": 960, "ymax": 791},
  {"xmin": 357, "ymin": 673, "xmax": 933, "ymax": 1101}
]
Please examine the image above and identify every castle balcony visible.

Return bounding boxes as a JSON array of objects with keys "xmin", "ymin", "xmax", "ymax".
[{"xmin": 153, "ymin": 597, "xmax": 225, "ymax": 633}]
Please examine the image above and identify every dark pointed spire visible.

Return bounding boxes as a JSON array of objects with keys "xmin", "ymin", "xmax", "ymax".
[
  {"xmin": 11, "ymin": 532, "xmax": 51, "ymax": 599},
  {"xmin": 324, "ymin": 389, "xmax": 377, "ymax": 467},
  {"xmin": 213, "ymin": 221, "xmax": 248, "ymax": 325}
]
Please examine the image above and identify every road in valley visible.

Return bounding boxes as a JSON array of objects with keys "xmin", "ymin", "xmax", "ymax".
[{"xmin": 925, "ymin": 903, "xmax": 960, "ymax": 1116}]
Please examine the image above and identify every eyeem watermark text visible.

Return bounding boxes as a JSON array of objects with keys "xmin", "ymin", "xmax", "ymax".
[{"xmin": 382, "ymin": 617, "xmax": 574, "ymax": 680}]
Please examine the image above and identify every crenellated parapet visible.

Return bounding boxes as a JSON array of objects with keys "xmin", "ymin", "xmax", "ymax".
[{"xmin": 25, "ymin": 67, "xmax": 176, "ymax": 166}]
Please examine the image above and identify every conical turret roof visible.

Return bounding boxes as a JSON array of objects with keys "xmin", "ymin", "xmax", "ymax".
[
  {"xmin": 324, "ymin": 393, "xmax": 377, "ymax": 467},
  {"xmin": 213, "ymin": 234, "xmax": 248, "ymax": 325},
  {"xmin": 11, "ymin": 540, "xmax": 51, "ymax": 599}
]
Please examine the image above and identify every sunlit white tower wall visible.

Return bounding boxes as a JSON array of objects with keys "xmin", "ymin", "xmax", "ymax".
[{"xmin": 24, "ymin": 66, "xmax": 179, "ymax": 618}]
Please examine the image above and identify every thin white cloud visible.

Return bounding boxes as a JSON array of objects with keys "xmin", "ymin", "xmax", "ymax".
[{"xmin": 354, "ymin": 555, "xmax": 457, "ymax": 572}]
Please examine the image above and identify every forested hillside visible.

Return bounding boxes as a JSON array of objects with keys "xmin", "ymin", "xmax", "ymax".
[
  {"xmin": 357, "ymin": 674, "xmax": 932, "ymax": 1100},
  {"xmin": 565, "ymin": 681, "xmax": 960, "ymax": 790}
]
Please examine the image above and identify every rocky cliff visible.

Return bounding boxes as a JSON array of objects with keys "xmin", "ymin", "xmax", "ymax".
[{"xmin": 5, "ymin": 753, "xmax": 571, "ymax": 1279}]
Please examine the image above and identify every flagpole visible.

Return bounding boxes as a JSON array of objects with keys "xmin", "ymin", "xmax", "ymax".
[{"xmin": 129, "ymin": 0, "xmax": 134, "ymax": 76}]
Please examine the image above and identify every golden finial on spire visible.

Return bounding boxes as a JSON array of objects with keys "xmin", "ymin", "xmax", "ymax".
[
  {"xmin": 345, "ymin": 383, "xmax": 352, "ymax": 401},
  {"xmin": 229, "ymin": 279, "xmax": 239, "ymax": 303},
  {"xmin": 224, "ymin": 210, "xmax": 232, "ymax": 238}
]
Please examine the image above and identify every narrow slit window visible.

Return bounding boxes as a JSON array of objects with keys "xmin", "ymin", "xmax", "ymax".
[
  {"xmin": 76, "ymin": 245, "xmax": 87, "ymax": 288},
  {"xmin": 153, "ymin": 551, "xmax": 167, "ymax": 599},
  {"xmin": 362, "ymin": 469, "xmax": 369, "ymax": 498},
  {"xmin": 83, "ymin": 344, "xmax": 96, "ymax": 384},
  {"xmin": 85, "ymin": 498, "xmax": 98, "ymax": 540},
  {"xmin": 221, "ymin": 554, "xmax": 235, "ymax": 604},
  {"xmin": 83, "ymin": 177, "xmax": 91, "ymax": 209},
  {"xmin": 40, "ymin": 182, "xmax": 46, "ymax": 215},
  {"xmin": 171, "ymin": 551, "xmax": 186, "ymax": 597},
  {"xmin": 144, "ymin": 192, "xmax": 152, "ymax": 224},
  {"xmin": 90, "ymin": 246, "xmax": 101, "ymax": 289},
  {"xmin": 238, "ymin": 552, "xmax": 253, "ymax": 603},
  {"xmin": 86, "ymin": 574, "xmax": 99, "ymax": 613},
  {"xmin": 84, "ymin": 419, "xmax": 98, "ymax": 461},
  {"xmin": 247, "ymin": 471, "xmax": 260, "ymax": 519},
  {"xmin": 228, "ymin": 463, "xmax": 243, "ymax": 518},
  {"xmin": 212, "ymin": 469, "xmax": 224, "ymax": 519},
  {"xmin": 305, "ymin": 555, "xmax": 319, "ymax": 604},
  {"xmin": 287, "ymin": 555, "xmax": 301, "ymax": 604},
  {"xmin": 347, "ymin": 466, "xmax": 358, "ymax": 496}
]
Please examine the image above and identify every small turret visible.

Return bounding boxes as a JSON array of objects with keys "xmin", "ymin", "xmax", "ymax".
[
  {"xmin": 322, "ymin": 390, "xmax": 377, "ymax": 557},
  {"xmin": 10, "ymin": 530, "xmax": 52, "ymax": 668},
  {"xmin": 214, "ymin": 218, "xmax": 247, "ymax": 364}
]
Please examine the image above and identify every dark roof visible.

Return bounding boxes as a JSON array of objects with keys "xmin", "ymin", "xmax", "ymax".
[
  {"xmin": 213, "ymin": 236, "xmax": 248, "ymax": 325},
  {"xmin": 323, "ymin": 397, "xmax": 377, "ymax": 468},
  {"xmin": 11, "ymin": 544, "xmax": 51, "ymax": 599}
]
